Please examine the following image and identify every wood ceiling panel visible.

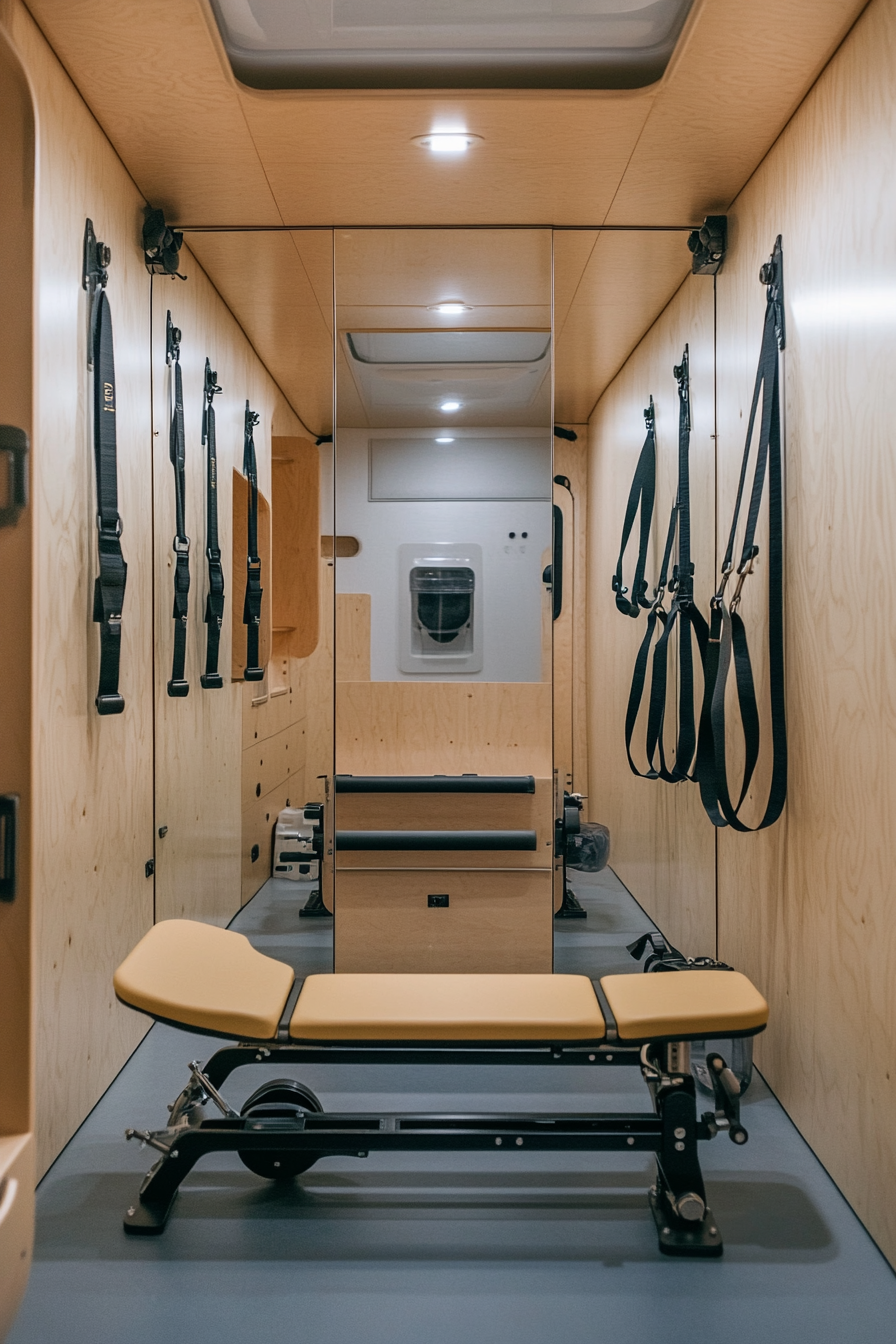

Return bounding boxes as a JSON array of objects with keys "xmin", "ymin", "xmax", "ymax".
[
  {"xmin": 604, "ymin": 0, "xmax": 869, "ymax": 223},
  {"xmin": 238, "ymin": 91, "xmax": 652, "ymax": 226},
  {"xmin": 187, "ymin": 231, "xmax": 334, "ymax": 435},
  {"xmin": 554, "ymin": 231, "xmax": 691, "ymax": 423},
  {"xmin": 23, "ymin": 0, "xmax": 869, "ymax": 419}
]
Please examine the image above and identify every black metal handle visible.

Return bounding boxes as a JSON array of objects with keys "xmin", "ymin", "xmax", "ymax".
[
  {"xmin": 0, "ymin": 795, "xmax": 19, "ymax": 902},
  {"xmin": 0, "ymin": 426, "xmax": 29, "ymax": 528},
  {"xmin": 551, "ymin": 502, "xmax": 563, "ymax": 620},
  {"xmin": 336, "ymin": 830, "xmax": 538, "ymax": 852},
  {"xmin": 335, "ymin": 775, "xmax": 535, "ymax": 794}
]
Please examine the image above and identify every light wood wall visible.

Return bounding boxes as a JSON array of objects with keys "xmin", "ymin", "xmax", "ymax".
[
  {"xmin": 552, "ymin": 428, "xmax": 589, "ymax": 801},
  {"xmin": 587, "ymin": 274, "xmax": 717, "ymax": 956},
  {"xmin": 0, "ymin": 16, "xmax": 36, "ymax": 1327},
  {"xmin": 587, "ymin": 0, "xmax": 896, "ymax": 1267},
  {"xmin": 150, "ymin": 261, "xmax": 303, "ymax": 928},
  {"xmin": 7, "ymin": 1, "xmax": 157, "ymax": 1176}
]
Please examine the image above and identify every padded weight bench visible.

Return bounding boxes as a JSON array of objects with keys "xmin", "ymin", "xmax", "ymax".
[{"xmin": 114, "ymin": 919, "xmax": 768, "ymax": 1255}]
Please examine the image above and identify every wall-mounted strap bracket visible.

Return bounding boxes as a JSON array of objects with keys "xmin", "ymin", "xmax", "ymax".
[
  {"xmin": 82, "ymin": 217, "xmax": 110, "ymax": 370},
  {"xmin": 687, "ymin": 215, "xmax": 727, "ymax": 276},
  {"xmin": 143, "ymin": 207, "xmax": 186, "ymax": 280}
]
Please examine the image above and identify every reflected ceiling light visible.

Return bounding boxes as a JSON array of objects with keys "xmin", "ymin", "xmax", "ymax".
[
  {"xmin": 428, "ymin": 302, "xmax": 473, "ymax": 314},
  {"xmin": 440, "ymin": 400, "xmax": 461, "ymax": 412},
  {"xmin": 413, "ymin": 133, "xmax": 482, "ymax": 154},
  {"xmin": 435, "ymin": 436, "xmax": 455, "ymax": 444}
]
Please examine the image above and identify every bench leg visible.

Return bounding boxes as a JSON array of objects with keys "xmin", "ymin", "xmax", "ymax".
[
  {"xmin": 648, "ymin": 1049, "xmax": 723, "ymax": 1257},
  {"xmin": 124, "ymin": 1135, "xmax": 205, "ymax": 1235}
]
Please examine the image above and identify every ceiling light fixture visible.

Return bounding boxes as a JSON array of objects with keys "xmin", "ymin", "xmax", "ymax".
[
  {"xmin": 435, "ymin": 436, "xmax": 455, "ymax": 444},
  {"xmin": 428, "ymin": 302, "xmax": 473, "ymax": 315},
  {"xmin": 440, "ymin": 401, "xmax": 461, "ymax": 412},
  {"xmin": 413, "ymin": 133, "xmax": 482, "ymax": 154}
]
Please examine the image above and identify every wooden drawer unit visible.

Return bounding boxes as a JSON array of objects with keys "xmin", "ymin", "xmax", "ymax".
[
  {"xmin": 334, "ymin": 775, "xmax": 554, "ymax": 870},
  {"xmin": 334, "ymin": 868, "xmax": 553, "ymax": 973}
]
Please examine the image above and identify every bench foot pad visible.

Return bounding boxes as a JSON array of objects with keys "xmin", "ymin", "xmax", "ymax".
[{"xmin": 649, "ymin": 1188, "xmax": 723, "ymax": 1257}]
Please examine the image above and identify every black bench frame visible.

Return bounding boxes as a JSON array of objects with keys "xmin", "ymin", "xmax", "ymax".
[{"xmin": 123, "ymin": 1035, "xmax": 752, "ymax": 1255}]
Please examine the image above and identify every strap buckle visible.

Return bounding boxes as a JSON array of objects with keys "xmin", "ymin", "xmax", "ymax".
[
  {"xmin": 730, "ymin": 548, "xmax": 759, "ymax": 612},
  {"xmin": 173, "ymin": 535, "xmax": 191, "ymax": 556},
  {"xmin": 97, "ymin": 512, "xmax": 123, "ymax": 539}
]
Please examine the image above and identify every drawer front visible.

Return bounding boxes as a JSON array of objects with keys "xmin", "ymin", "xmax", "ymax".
[{"xmin": 334, "ymin": 868, "xmax": 553, "ymax": 973}]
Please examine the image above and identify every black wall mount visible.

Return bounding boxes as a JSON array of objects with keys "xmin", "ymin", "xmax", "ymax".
[{"xmin": 687, "ymin": 215, "xmax": 728, "ymax": 275}]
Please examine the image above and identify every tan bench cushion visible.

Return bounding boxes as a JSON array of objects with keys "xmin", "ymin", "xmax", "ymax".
[
  {"xmin": 290, "ymin": 973, "xmax": 606, "ymax": 1041},
  {"xmin": 601, "ymin": 970, "xmax": 769, "ymax": 1042},
  {"xmin": 113, "ymin": 919, "xmax": 294, "ymax": 1040}
]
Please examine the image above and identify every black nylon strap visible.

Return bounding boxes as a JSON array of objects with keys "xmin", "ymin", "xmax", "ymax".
[
  {"xmin": 613, "ymin": 397, "xmax": 656, "ymax": 618},
  {"xmin": 166, "ymin": 315, "xmax": 190, "ymax": 697},
  {"xmin": 242, "ymin": 402, "xmax": 264, "ymax": 681},
  {"xmin": 696, "ymin": 237, "xmax": 787, "ymax": 831},
  {"xmin": 91, "ymin": 289, "xmax": 127, "ymax": 715},
  {"xmin": 200, "ymin": 359, "xmax": 225, "ymax": 690},
  {"xmin": 624, "ymin": 349, "xmax": 708, "ymax": 781}
]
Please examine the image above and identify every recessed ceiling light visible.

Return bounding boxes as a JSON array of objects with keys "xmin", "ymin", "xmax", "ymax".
[
  {"xmin": 428, "ymin": 302, "xmax": 473, "ymax": 315},
  {"xmin": 440, "ymin": 401, "xmax": 461, "ymax": 412},
  {"xmin": 435, "ymin": 436, "xmax": 455, "ymax": 444},
  {"xmin": 413, "ymin": 133, "xmax": 482, "ymax": 154}
]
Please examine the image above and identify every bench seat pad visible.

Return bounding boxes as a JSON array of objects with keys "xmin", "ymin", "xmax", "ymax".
[
  {"xmin": 290, "ymin": 973, "xmax": 605, "ymax": 1041},
  {"xmin": 113, "ymin": 919, "xmax": 294, "ymax": 1040},
  {"xmin": 601, "ymin": 970, "xmax": 768, "ymax": 1042}
]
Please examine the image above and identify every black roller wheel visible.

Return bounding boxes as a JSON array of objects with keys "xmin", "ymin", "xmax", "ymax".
[{"xmin": 238, "ymin": 1078, "xmax": 323, "ymax": 1180}]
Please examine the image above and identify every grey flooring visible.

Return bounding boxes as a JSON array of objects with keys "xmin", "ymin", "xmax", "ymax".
[{"xmin": 10, "ymin": 869, "xmax": 896, "ymax": 1344}]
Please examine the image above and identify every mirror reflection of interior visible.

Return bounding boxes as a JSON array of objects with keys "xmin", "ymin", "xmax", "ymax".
[
  {"xmin": 5, "ymin": 0, "xmax": 896, "ymax": 1332},
  {"xmin": 333, "ymin": 229, "xmax": 556, "ymax": 973}
]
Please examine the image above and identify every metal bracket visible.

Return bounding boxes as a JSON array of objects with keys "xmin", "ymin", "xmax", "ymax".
[
  {"xmin": 687, "ymin": 215, "xmax": 728, "ymax": 275},
  {"xmin": 143, "ymin": 207, "xmax": 186, "ymax": 280},
  {"xmin": 760, "ymin": 234, "xmax": 786, "ymax": 350}
]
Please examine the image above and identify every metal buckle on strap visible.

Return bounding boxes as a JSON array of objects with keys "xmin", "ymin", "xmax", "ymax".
[
  {"xmin": 97, "ymin": 513, "xmax": 123, "ymax": 538},
  {"xmin": 730, "ymin": 548, "xmax": 759, "ymax": 612},
  {"xmin": 173, "ymin": 535, "xmax": 191, "ymax": 555}
]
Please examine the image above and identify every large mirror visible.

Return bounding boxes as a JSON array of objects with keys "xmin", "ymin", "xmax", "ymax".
[{"xmin": 332, "ymin": 229, "xmax": 555, "ymax": 972}]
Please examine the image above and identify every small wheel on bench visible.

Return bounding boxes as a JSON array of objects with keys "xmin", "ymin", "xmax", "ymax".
[{"xmin": 238, "ymin": 1079, "xmax": 323, "ymax": 1180}]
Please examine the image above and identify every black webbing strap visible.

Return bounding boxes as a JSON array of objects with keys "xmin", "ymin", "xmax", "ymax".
[
  {"xmin": 91, "ymin": 288, "xmax": 127, "ymax": 715},
  {"xmin": 200, "ymin": 359, "xmax": 224, "ymax": 690},
  {"xmin": 242, "ymin": 402, "xmax": 264, "ymax": 681},
  {"xmin": 696, "ymin": 237, "xmax": 787, "ymax": 831},
  {"xmin": 166, "ymin": 314, "xmax": 190, "ymax": 697},
  {"xmin": 624, "ymin": 350, "xmax": 708, "ymax": 781},
  {"xmin": 613, "ymin": 397, "xmax": 656, "ymax": 617}
]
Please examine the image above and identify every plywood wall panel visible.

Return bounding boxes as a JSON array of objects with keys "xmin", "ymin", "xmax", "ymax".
[
  {"xmin": 586, "ymin": 272, "xmax": 717, "ymax": 957},
  {"xmin": 6, "ymin": 2, "xmax": 156, "ymax": 1175},
  {"xmin": 712, "ymin": 0, "xmax": 896, "ymax": 1267},
  {"xmin": 337, "ymin": 682, "xmax": 552, "ymax": 778},
  {"xmin": 552, "ymin": 430, "xmax": 588, "ymax": 799}
]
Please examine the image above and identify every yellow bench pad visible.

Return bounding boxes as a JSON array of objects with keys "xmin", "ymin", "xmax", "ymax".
[
  {"xmin": 113, "ymin": 919, "xmax": 294, "ymax": 1041},
  {"xmin": 601, "ymin": 970, "xmax": 768, "ymax": 1042},
  {"xmin": 291, "ymin": 974, "xmax": 605, "ymax": 1041}
]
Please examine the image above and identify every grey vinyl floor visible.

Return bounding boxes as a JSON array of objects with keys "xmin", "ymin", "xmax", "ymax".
[{"xmin": 9, "ymin": 869, "xmax": 896, "ymax": 1344}]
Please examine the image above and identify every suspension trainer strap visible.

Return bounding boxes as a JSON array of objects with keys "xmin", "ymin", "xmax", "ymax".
[
  {"xmin": 200, "ymin": 360, "xmax": 224, "ymax": 689},
  {"xmin": 696, "ymin": 237, "xmax": 787, "ymax": 831},
  {"xmin": 242, "ymin": 402, "xmax": 264, "ymax": 681},
  {"xmin": 91, "ymin": 288, "xmax": 127, "ymax": 715},
  {"xmin": 613, "ymin": 397, "xmax": 656, "ymax": 617},
  {"xmin": 644, "ymin": 348, "xmax": 709, "ymax": 782},
  {"xmin": 623, "ymin": 492, "xmax": 677, "ymax": 779},
  {"xmin": 166, "ymin": 314, "xmax": 190, "ymax": 697}
]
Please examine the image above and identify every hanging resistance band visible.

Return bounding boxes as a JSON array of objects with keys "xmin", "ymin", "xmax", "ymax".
[
  {"xmin": 624, "ymin": 349, "xmax": 708, "ymax": 781},
  {"xmin": 242, "ymin": 402, "xmax": 264, "ymax": 681},
  {"xmin": 612, "ymin": 397, "xmax": 656, "ymax": 617},
  {"xmin": 200, "ymin": 359, "xmax": 224, "ymax": 690},
  {"xmin": 84, "ymin": 220, "xmax": 127, "ymax": 716},
  {"xmin": 696, "ymin": 237, "xmax": 787, "ymax": 831},
  {"xmin": 166, "ymin": 313, "xmax": 190, "ymax": 698}
]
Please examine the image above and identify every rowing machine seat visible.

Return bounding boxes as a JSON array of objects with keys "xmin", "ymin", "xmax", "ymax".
[{"xmin": 114, "ymin": 919, "xmax": 768, "ymax": 1045}]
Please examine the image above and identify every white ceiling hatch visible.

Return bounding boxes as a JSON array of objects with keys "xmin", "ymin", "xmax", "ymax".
[{"xmin": 211, "ymin": 0, "xmax": 694, "ymax": 88}]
